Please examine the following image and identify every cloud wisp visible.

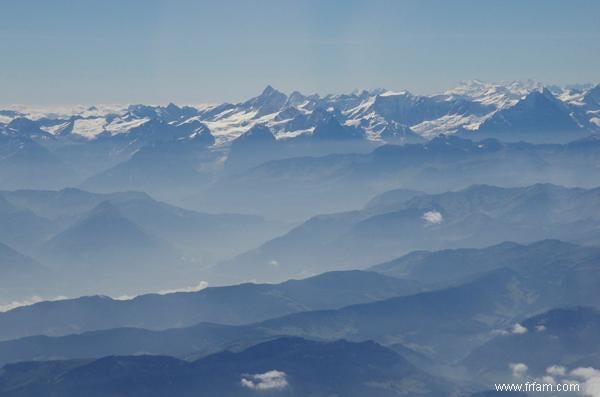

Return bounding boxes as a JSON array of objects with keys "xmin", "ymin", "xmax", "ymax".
[
  {"xmin": 510, "ymin": 362, "xmax": 529, "ymax": 378},
  {"xmin": 511, "ymin": 323, "xmax": 528, "ymax": 335},
  {"xmin": 241, "ymin": 370, "xmax": 289, "ymax": 391},
  {"xmin": 422, "ymin": 210, "xmax": 443, "ymax": 225}
]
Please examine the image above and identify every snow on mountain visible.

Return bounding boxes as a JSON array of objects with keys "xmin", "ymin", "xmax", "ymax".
[
  {"xmin": 1, "ymin": 81, "xmax": 598, "ymax": 148},
  {"xmin": 104, "ymin": 117, "xmax": 151, "ymax": 136},
  {"xmin": 411, "ymin": 114, "xmax": 485, "ymax": 138},
  {"xmin": 0, "ymin": 104, "xmax": 127, "ymax": 123},
  {"xmin": 559, "ymin": 89, "xmax": 587, "ymax": 106},
  {"xmin": 201, "ymin": 108, "xmax": 266, "ymax": 144},
  {"xmin": 242, "ymin": 85, "xmax": 287, "ymax": 117},
  {"xmin": 72, "ymin": 118, "xmax": 107, "ymax": 139},
  {"xmin": 473, "ymin": 87, "xmax": 589, "ymax": 143},
  {"xmin": 312, "ymin": 114, "xmax": 365, "ymax": 141},
  {"xmin": 443, "ymin": 79, "xmax": 544, "ymax": 109}
]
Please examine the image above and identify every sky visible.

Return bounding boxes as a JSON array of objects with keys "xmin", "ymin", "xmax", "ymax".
[{"xmin": 1, "ymin": 0, "xmax": 599, "ymax": 105}]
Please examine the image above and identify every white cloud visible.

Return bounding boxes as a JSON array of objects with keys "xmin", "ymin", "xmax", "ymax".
[
  {"xmin": 512, "ymin": 364, "xmax": 598, "ymax": 396},
  {"xmin": 536, "ymin": 324, "xmax": 547, "ymax": 332},
  {"xmin": 422, "ymin": 210, "xmax": 443, "ymax": 224},
  {"xmin": 547, "ymin": 365, "xmax": 567, "ymax": 377},
  {"xmin": 241, "ymin": 370, "xmax": 289, "ymax": 391},
  {"xmin": 510, "ymin": 362, "xmax": 528, "ymax": 378},
  {"xmin": 541, "ymin": 375, "xmax": 556, "ymax": 385},
  {"xmin": 268, "ymin": 260, "xmax": 280, "ymax": 267},
  {"xmin": 511, "ymin": 323, "xmax": 528, "ymax": 334},
  {"xmin": 570, "ymin": 367, "xmax": 600, "ymax": 397}
]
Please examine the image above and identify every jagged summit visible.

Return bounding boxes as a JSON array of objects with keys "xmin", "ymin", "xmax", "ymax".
[
  {"xmin": 478, "ymin": 86, "xmax": 582, "ymax": 138},
  {"xmin": 312, "ymin": 114, "xmax": 365, "ymax": 141},
  {"xmin": 232, "ymin": 124, "xmax": 276, "ymax": 145},
  {"xmin": 242, "ymin": 85, "xmax": 288, "ymax": 118},
  {"xmin": 1, "ymin": 81, "xmax": 598, "ymax": 147}
]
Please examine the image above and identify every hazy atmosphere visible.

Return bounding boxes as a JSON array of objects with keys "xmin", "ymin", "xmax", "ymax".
[
  {"xmin": 0, "ymin": 1, "xmax": 599, "ymax": 397},
  {"xmin": 2, "ymin": 0, "xmax": 599, "ymax": 104}
]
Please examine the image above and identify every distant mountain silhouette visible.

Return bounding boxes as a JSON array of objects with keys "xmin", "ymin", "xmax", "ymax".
[
  {"xmin": 0, "ymin": 337, "xmax": 449, "ymax": 397},
  {"xmin": 0, "ymin": 270, "xmax": 420, "ymax": 341}
]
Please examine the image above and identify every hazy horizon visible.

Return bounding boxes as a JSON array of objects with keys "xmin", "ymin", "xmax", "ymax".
[
  {"xmin": 2, "ymin": 2, "xmax": 600, "ymax": 393},
  {"xmin": 2, "ymin": 0, "xmax": 599, "ymax": 105},
  {"xmin": 0, "ymin": 79, "xmax": 597, "ymax": 109}
]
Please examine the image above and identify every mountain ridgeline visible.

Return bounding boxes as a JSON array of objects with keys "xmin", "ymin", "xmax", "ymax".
[
  {"xmin": 1, "ymin": 82, "xmax": 600, "ymax": 217},
  {"xmin": 216, "ymin": 184, "xmax": 600, "ymax": 283},
  {"xmin": 1, "ymin": 80, "xmax": 600, "ymax": 396},
  {"xmin": 0, "ymin": 188, "xmax": 287, "ymax": 300}
]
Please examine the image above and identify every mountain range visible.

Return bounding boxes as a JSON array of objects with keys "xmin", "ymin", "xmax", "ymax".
[
  {"xmin": 0, "ymin": 270, "xmax": 419, "ymax": 341},
  {"xmin": 3, "ymin": 81, "xmax": 598, "ymax": 147},
  {"xmin": 2, "ymin": 239, "xmax": 598, "ymax": 366},
  {"xmin": 1, "ymin": 81, "xmax": 599, "ymax": 204},
  {"xmin": 2, "ymin": 80, "xmax": 600, "ymax": 396},
  {"xmin": 463, "ymin": 306, "xmax": 600, "ymax": 383},
  {"xmin": 0, "ymin": 188, "xmax": 287, "ymax": 301},
  {"xmin": 0, "ymin": 337, "xmax": 449, "ymax": 397},
  {"xmin": 190, "ymin": 134, "xmax": 600, "ymax": 220},
  {"xmin": 216, "ymin": 184, "xmax": 600, "ymax": 282}
]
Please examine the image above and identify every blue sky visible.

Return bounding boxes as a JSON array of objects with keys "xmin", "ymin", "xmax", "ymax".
[{"xmin": 1, "ymin": 0, "xmax": 599, "ymax": 105}]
